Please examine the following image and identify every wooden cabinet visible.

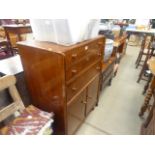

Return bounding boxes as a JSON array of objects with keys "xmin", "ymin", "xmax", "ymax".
[
  {"xmin": 100, "ymin": 35, "xmax": 127, "ymax": 91},
  {"xmin": 17, "ymin": 36, "xmax": 105, "ymax": 134}
]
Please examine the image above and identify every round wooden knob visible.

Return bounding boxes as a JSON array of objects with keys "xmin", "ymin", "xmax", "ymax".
[
  {"xmin": 72, "ymin": 54, "xmax": 77, "ymax": 58},
  {"xmin": 72, "ymin": 87, "xmax": 77, "ymax": 91},
  {"xmin": 84, "ymin": 46, "xmax": 89, "ymax": 51},
  {"xmin": 71, "ymin": 69, "xmax": 77, "ymax": 74}
]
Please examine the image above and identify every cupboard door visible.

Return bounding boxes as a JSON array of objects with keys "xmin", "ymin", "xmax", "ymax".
[
  {"xmin": 86, "ymin": 75, "xmax": 100, "ymax": 116},
  {"xmin": 67, "ymin": 89, "xmax": 86, "ymax": 135}
]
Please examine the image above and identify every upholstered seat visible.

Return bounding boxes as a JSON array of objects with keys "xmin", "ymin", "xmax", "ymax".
[{"xmin": 0, "ymin": 105, "xmax": 54, "ymax": 135}]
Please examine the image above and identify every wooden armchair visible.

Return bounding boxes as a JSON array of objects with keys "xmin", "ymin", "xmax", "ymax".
[{"xmin": 0, "ymin": 75, "xmax": 54, "ymax": 135}]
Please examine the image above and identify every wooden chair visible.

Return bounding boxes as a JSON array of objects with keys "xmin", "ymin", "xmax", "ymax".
[
  {"xmin": 139, "ymin": 58, "xmax": 155, "ymax": 117},
  {"xmin": 137, "ymin": 38, "xmax": 155, "ymax": 83},
  {"xmin": 135, "ymin": 35, "xmax": 153, "ymax": 69},
  {"xmin": 0, "ymin": 75, "xmax": 54, "ymax": 135}
]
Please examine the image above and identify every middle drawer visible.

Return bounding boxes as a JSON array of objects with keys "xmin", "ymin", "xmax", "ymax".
[
  {"xmin": 66, "ymin": 61, "xmax": 101, "ymax": 102},
  {"xmin": 66, "ymin": 52, "xmax": 101, "ymax": 81}
]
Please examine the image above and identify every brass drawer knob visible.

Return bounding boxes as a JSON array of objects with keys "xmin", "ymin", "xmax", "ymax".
[
  {"xmin": 71, "ymin": 69, "xmax": 77, "ymax": 74},
  {"xmin": 85, "ymin": 46, "xmax": 89, "ymax": 51},
  {"xmin": 72, "ymin": 54, "xmax": 77, "ymax": 58}
]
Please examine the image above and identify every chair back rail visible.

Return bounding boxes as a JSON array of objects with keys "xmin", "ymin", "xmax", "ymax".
[{"xmin": 0, "ymin": 75, "xmax": 25, "ymax": 122}]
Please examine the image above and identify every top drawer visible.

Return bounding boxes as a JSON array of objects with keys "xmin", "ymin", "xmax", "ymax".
[{"xmin": 65, "ymin": 39, "xmax": 104, "ymax": 69}]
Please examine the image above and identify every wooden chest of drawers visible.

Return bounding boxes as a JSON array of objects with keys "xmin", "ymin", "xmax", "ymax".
[{"xmin": 17, "ymin": 36, "xmax": 105, "ymax": 134}]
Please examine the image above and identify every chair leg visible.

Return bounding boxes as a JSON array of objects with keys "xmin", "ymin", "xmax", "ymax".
[
  {"xmin": 143, "ymin": 74, "xmax": 152, "ymax": 94},
  {"xmin": 143, "ymin": 104, "xmax": 154, "ymax": 128},
  {"xmin": 136, "ymin": 52, "xmax": 143, "ymax": 68},
  {"xmin": 137, "ymin": 50, "xmax": 150, "ymax": 83},
  {"xmin": 139, "ymin": 87, "xmax": 152, "ymax": 116},
  {"xmin": 137, "ymin": 63, "xmax": 147, "ymax": 83}
]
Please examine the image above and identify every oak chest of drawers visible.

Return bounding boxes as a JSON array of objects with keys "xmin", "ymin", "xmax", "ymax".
[{"xmin": 17, "ymin": 36, "xmax": 105, "ymax": 134}]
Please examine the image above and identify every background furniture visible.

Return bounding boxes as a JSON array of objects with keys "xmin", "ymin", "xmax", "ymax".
[
  {"xmin": 139, "ymin": 58, "xmax": 155, "ymax": 117},
  {"xmin": 135, "ymin": 35, "xmax": 150, "ymax": 68},
  {"xmin": 100, "ymin": 34, "xmax": 127, "ymax": 91},
  {"xmin": 112, "ymin": 34, "xmax": 127, "ymax": 58},
  {"xmin": 140, "ymin": 58, "xmax": 155, "ymax": 134},
  {"xmin": 17, "ymin": 36, "xmax": 105, "ymax": 135},
  {"xmin": 114, "ymin": 22, "xmax": 128, "ymax": 37},
  {"xmin": 137, "ymin": 37, "xmax": 155, "ymax": 83},
  {"xmin": 3, "ymin": 24, "xmax": 32, "ymax": 55}
]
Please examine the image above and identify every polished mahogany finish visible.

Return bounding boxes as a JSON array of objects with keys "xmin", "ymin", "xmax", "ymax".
[{"xmin": 17, "ymin": 36, "xmax": 105, "ymax": 134}]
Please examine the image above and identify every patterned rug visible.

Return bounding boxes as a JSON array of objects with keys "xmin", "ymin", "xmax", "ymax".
[{"xmin": 0, "ymin": 51, "xmax": 13, "ymax": 60}]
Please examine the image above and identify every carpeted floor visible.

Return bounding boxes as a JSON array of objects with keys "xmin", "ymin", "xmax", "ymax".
[{"xmin": 76, "ymin": 45, "xmax": 145, "ymax": 135}]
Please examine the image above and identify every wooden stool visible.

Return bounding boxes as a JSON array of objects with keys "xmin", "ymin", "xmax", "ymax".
[
  {"xmin": 139, "ymin": 58, "xmax": 155, "ymax": 117},
  {"xmin": 135, "ymin": 35, "xmax": 153, "ymax": 69},
  {"xmin": 137, "ymin": 43, "xmax": 155, "ymax": 83}
]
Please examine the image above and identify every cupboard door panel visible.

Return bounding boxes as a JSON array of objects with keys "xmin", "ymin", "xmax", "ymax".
[
  {"xmin": 67, "ymin": 89, "xmax": 86, "ymax": 135},
  {"xmin": 86, "ymin": 75, "xmax": 100, "ymax": 116}
]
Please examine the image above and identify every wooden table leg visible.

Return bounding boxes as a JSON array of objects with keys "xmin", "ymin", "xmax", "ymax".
[{"xmin": 143, "ymin": 73, "xmax": 152, "ymax": 94}]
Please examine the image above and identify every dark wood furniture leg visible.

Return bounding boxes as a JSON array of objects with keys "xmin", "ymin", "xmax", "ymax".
[
  {"xmin": 143, "ymin": 73, "xmax": 153, "ymax": 94},
  {"xmin": 135, "ymin": 36, "xmax": 146, "ymax": 67},
  {"xmin": 139, "ymin": 87, "xmax": 153, "ymax": 116},
  {"xmin": 139, "ymin": 76, "xmax": 155, "ymax": 116}
]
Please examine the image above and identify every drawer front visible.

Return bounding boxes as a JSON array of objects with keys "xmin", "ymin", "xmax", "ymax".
[
  {"xmin": 66, "ymin": 62, "xmax": 101, "ymax": 102},
  {"xmin": 65, "ymin": 39, "xmax": 104, "ymax": 69},
  {"xmin": 66, "ymin": 52, "xmax": 102, "ymax": 81}
]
